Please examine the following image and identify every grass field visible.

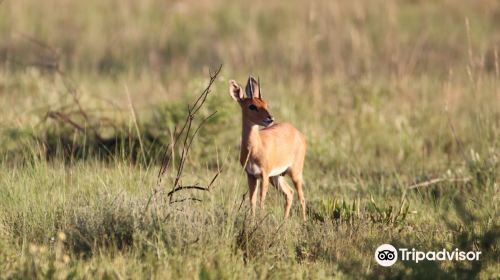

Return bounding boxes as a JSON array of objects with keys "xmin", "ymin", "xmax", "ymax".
[{"xmin": 0, "ymin": 0, "xmax": 499, "ymax": 279}]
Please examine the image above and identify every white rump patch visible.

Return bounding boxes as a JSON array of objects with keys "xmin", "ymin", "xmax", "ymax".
[{"xmin": 245, "ymin": 162, "xmax": 262, "ymax": 175}]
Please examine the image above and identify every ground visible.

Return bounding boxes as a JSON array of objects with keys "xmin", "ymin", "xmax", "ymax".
[{"xmin": 0, "ymin": 0, "xmax": 499, "ymax": 279}]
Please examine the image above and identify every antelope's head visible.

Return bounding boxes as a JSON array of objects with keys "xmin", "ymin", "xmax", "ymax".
[{"xmin": 228, "ymin": 76, "xmax": 274, "ymax": 127}]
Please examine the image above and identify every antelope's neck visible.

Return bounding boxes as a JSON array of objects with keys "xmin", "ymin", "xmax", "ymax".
[{"xmin": 240, "ymin": 117, "xmax": 261, "ymax": 165}]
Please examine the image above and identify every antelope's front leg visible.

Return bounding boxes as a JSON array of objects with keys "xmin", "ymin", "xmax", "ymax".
[
  {"xmin": 247, "ymin": 174, "xmax": 258, "ymax": 219},
  {"xmin": 259, "ymin": 173, "xmax": 269, "ymax": 209}
]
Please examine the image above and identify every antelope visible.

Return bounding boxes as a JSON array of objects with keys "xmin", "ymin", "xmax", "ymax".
[{"xmin": 229, "ymin": 76, "xmax": 307, "ymax": 221}]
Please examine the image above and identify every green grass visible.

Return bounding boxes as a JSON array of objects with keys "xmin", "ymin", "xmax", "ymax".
[{"xmin": 0, "ymin": 0, "xmax": 499, "ymax": 279}]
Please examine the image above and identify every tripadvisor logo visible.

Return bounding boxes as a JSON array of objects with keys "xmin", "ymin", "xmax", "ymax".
[
  {"xmin": 375, "ymin": 244, "xmax": 398, "ymax": 267},
  {"xmin": 375, "ymin": 244, "xmax": 482, "ymax": 267}
]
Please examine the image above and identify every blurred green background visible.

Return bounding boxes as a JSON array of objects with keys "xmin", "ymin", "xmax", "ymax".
[{"xmin": 0, "ymin": 0, "xmax": 498, "ymax": 279}]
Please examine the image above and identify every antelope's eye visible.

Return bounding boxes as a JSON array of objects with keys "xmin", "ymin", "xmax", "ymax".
[{"xmin": 248, "ymin": 104, "xmax": 258, "ymax": 111}]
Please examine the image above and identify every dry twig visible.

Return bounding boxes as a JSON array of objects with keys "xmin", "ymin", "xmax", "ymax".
[{"xmin": 144, "ymin": 65, "xmax": 223, "ymax": 211}]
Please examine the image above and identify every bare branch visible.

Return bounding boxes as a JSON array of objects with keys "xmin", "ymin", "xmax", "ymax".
[
  {"xmin": 167, "ymin": 185, "xmax": 209, "ymax": 197},
  {"xmin": 144, "ymin": 65, "xmax": 223, "ymax": 212},
  {"xmin": 237, "ymin": 191, "xmax": 248, "ymax": 213},
  {"xmin": 17, "ymin": 32, "xmax": 60, "ymax": 57},
  {"xmin": 206, "ymin": 170, "xmax": 221, "ymax": 191},
  {"xmin": 169, "ymin": 197, "xmax": 202, "ymax": 204}
]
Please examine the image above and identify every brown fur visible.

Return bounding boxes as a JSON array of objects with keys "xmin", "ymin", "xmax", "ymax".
[{"xmin": 229, "ymin": 78, "xmax": 307, "ymax": 221}]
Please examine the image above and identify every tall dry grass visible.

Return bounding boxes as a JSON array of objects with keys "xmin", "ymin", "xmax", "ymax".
[{"xmin": 0, "ymin": 0, "xmax": 498, "ymax": 279}]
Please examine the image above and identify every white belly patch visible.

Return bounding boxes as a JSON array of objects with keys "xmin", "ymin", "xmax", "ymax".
[
  {"xmin": 246, "ymin": 162, "xmax": 289, "ymax": 177},
  {"xmin": 269, "ymin": 166, "xmax": 289, "ymax": 177}
]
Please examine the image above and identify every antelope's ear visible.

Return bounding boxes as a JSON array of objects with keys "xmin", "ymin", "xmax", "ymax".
[
  {"xmin": 245, "ymin": 76, "xmax": 261, "ymax": 99},
  {"xmin": 229, "ymin": 80, "xmax": 244, "ymax": 102}
]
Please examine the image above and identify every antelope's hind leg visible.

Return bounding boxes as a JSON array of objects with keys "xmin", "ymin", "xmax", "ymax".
[
  {"xmin": 271, "ymin": 176, "xmax": 294, "ymax": 219},
  {"xmin": 289, "ymin": 171, "xmax": 306, "ymax": 221}
]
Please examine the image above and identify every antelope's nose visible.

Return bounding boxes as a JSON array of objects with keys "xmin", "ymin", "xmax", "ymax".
[{"xmin": 263, "ymin": 116, "xmax": 274, "ymax": 126}]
